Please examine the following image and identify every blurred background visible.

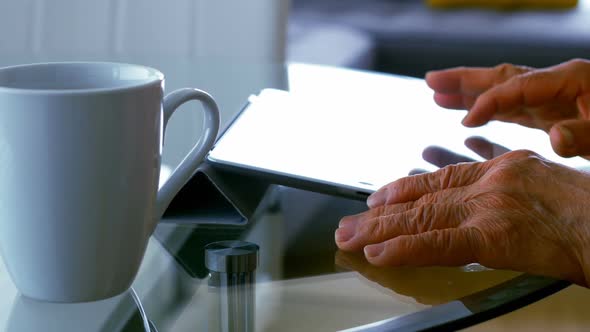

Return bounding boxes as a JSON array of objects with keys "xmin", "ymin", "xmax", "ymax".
[{"xmin": 287, "ymin": 0, "xmax": 590, "ymax": 76}]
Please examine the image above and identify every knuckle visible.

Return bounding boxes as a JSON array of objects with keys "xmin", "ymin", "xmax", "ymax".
[
  {"xmin": 507, "ymin": 73, "xmax": 537, "ymax": 105},
  {"xmin": 561, "ymin": 59, "xmax": 590, "ymax": 76},
  {"xmin": 411, "ymin": 204, "xmax": 434, "ymax": 232},
  {"xmin": 404, "ymin": 174, "xmax": 422, "ymax": 187},
  {"xmin": 484, "ymin": 149, "xmax": 549, "ymax": 186},
  {"xmin": 339, "ymin": 215, "xmax": 354, "ymax": 225},
  {"xmin": 514, "ymin": 64, "xmax": 534, "ymax": 74},
  {"xmin": 565, "ymin": 58, "xmax": 589, "ymax": 68},
  {"xmin": 491, "ymin": 63, "xmax": 532, "ymax": 84},
  {"xmin": 506, "ymin": 149, "xmax": 539, "ymax": 160},
  {"xmin": 414, "ymin": 203, "xmax": 430, "ymax": 219},
  {"xmin": 494, "ymin": 63, "xmax": 514, "ymax": 77},
  {"xmin": 493, "ymin": 62, "xmax": 530, "ymax": 82},
  {"xmin": 382, "ymin": 203, "xmax": 397, "ymax": 215},
  {"xmin": 384, "ymin": 201, "xmax": 413, "ymax": 215},
  {"xmin": 509, "ymin": 150, "xmax": 548, "ymax": 171},
  {"xmin": 432, "ymin": 164, "xmax": 458, "ymax": 189},
  {"xmin": 495, "ymin": 149, "xmax": 542, "ymax": 169},
  {"xmin": 359, "ymin": 217, "xmax": 387, "ymax": 239},
  {"xmin": 369, "ymin": 205, "xmax": 386, "ymax": 218},
  {"xmin": 416, "ymin": 193, "xmax": 437, "ymax": 205},
  {"xmin": 435, "ymin": 162, "xmax": 481, "ymax": 190},
  {"xmin": 515, "ymin": 71, "xmax": 535, "ymax": 87}
]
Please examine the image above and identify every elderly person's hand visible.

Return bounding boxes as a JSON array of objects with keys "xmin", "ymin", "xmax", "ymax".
[
  {"xmin": 335, "ymin": 150, "xmax": 590, "ymax": 287},
  {"xmin": 426, "ymin": 59, "xmax": 590, "ymax": 157}
]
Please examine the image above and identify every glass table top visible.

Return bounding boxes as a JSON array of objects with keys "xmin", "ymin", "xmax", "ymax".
[
  {"xmin": 147, "ymin": 186, "xmax": 526, "ymax": 332},
  {"xmin": 0, "ymin": 56, "xmax": 573, "ymax": 331},
  {"xmin": 0, "ymin": 185, "xmax": 568, "ymax": 331}
]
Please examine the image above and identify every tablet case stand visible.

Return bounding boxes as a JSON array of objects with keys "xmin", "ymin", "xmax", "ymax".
[
  {"xmin": 155, "ymin": 161, "xmax": 271, "ymax": 278},
  {"xmin": 161, "ymin": 161, "xmax": 270, "ymax": 226}
]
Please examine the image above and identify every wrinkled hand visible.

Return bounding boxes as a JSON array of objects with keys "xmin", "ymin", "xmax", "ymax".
[
  {"xmin": 335, "ymin": 150, "xmax": 590, "ymax": 287},
  {"xmin": 426, "ymin": 59, "xmax": 590, "ymax": 157}
]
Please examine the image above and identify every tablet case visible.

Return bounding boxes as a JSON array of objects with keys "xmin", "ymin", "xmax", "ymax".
[
  {"xmin": 161, "ymin": 160, "xmax": 270, "ymax": 226},
  {"xmin": 156, "ymin": 162, "xmax": 271, "ymax": 278}
]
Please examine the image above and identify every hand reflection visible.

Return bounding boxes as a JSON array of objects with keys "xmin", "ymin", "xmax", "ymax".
[
  {"xmin": 335, "ymin": 250, "xmax": 519, "ymax": 305},
  {"xmin": 409, "ymin": 136, "xmax": 510, "ymax": 175}
]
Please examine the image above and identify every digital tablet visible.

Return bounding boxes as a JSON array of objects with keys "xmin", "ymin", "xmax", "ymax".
[{"xmin": 207, "ymin": 84, "xmax": 588, "ymax": 200}]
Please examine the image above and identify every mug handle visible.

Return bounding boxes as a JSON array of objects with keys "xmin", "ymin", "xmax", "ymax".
[{"xmin": 155, "ymin": 88, "xmax": 220, "ymax": 222}]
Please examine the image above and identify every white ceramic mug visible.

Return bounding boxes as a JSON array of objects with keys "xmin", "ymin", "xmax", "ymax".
[{"xmin": 0, "ymin": 62, "xmax": 220, "ymax": 302}]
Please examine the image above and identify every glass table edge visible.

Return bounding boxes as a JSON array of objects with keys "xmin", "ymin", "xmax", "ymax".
[{"xmin": 344, "ymin": 274, "xmax": 570, "ymax": 332}]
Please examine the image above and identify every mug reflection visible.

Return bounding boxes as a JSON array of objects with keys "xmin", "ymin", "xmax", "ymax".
[{"xmin": 5, "ymin": 288, "xmax": 152, "ymax": 332}]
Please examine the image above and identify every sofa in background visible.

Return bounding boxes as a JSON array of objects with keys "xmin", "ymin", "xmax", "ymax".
[{"xmin": 288, "ymin": 0, "xmax": 590, "ymax": 77}]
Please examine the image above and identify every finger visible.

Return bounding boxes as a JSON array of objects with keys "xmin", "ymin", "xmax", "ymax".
[
  {"xmin": 364, "ymin": 227, "xmax": 482, "ymax": 266},
  {"xmin": 422, "ymin": 145, "xmax": 476, "ymax": 168},
  {"xmin": 367, "ymin": 161, "xmax": 489, "ymax": 207},
  {"xmin": 433, "ymin": 93, "xmax": 477, "ymax": 110},
  {"xmin": 464, "ymin": 136, "xmax": 511, "ymax": 160},
  {"xmin": 550, "ymin": 119, "xmax": 590, "ymax": 157},
  {"xmin": 343, "ymin": 183, "xmax": 473, "ymax": 238},
  {"xmin": 363, "ymin": 187, "xmax": 470, "ymax": 223},
  {"xmin": 337, "ymin": 203, "xmax": 470, "ymax": 251},
  {"xmin": 338, "ymin": 201, "xmax": 422, "ymax": 238},
  {"xmin": 426, "ymin": 64, "xmax": 531, "ymax": 96},
  {"xmin": 338, "ymin": 212, "xmax": 367, "ymax": 230},
  {"xmin": 463, "ymin": 69, "xmax": 578, "ymax": 127},
  {"xmin": 409, "ymin": 168, "xmax": 429, "ymax": 175},
  {"xmin": 340, "ymin": 189, "xmax": 468, "ymax": 241}
]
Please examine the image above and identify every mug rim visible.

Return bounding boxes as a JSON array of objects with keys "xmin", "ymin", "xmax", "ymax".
[{"xmin": 0, "ymin": 61, "xmax": 164, "ymax": 95}]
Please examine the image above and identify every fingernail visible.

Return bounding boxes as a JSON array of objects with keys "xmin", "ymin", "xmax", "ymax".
[
  {"xmin": 364, "ymin": 243, "xmax": 385, "ymax": 258},
  {"xmin": 335, "ymin": 227, "xmax": 355, "ymax": 243},
  {"xmin": 339, "ymin": 217, "xmax": 354, "ymax": 228},
  {"xmin": 461, "ymin": 116, "xmax": 473, "ymax": 127},
  {"xmin": 367, "ymin": 190, "xmax": 386, "ymax": 208},
  {"xmin": 557, "ymin": 125, "xmax": 575, "ymax": 148}
]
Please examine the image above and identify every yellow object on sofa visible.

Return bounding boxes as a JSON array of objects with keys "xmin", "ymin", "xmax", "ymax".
[{"xmin": 427, "ymin": 0, "xmax": 578, "ymax": 9}]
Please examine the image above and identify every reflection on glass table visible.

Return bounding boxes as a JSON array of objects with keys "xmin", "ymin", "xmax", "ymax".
[
  {"xmin": 141, "ymin": 183, "xmax": 569, "ymax": 331},
  {"xmin": 0, "ymin": 281, "xmax": 152, "ymax": 332},
  {"xmin": 335, "ymin": 252, "xmax": 519, "ymax": 306},
  {"xmin": 0, "ymin": 185, "xmax": 570, "ymax": 331}
]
